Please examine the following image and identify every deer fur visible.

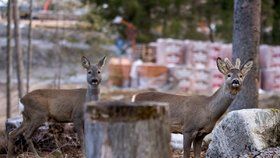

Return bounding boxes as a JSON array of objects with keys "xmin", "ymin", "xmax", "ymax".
[
  {"xmin": 133, "ymin": 57, "xmax": 253, "ymax": 158},
  {"xmin": 7, "ymin": 56, "xmax": 106, "ymax": 157}
]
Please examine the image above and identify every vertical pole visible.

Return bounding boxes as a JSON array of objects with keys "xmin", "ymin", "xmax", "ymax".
[
  {"xmin": 26, "ymin": 0, "xmax": 33, "ymax": 93},
  {"xmin": 13, "ymin": 0, "xmax": 25, "ymax": 98},
  {"xmin": 6, "ymin": 0, "xmax": 12, "ymax": 119}
]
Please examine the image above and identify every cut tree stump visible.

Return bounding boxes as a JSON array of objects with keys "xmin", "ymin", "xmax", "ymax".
[{"xmin": 84, "ymin": 101, "xmax": 170, "ymax": 158}]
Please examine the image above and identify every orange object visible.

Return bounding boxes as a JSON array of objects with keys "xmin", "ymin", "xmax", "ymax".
[
  {"xmin": 43, "ymin": 0, "xmax": 52, "ymax": 11},
  {"xmin": 138, "ymin": 64, "xmax": 168, "ymax": 78},
  {"xmin": 108, "ymin": 58, "xmax": 132, "ymax": 87}
]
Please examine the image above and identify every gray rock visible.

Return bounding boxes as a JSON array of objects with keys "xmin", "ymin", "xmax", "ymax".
[
  {"xmin": 5, "ymin": 116, "xmax": 23, "ymax": 134},
  {"xmin": 206, "ymin": 109, "xmax": 280, "ymax": 157}
]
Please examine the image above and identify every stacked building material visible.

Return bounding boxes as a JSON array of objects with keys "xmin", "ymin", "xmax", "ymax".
[
  {"xmin": 156, "ymin": 39, "xmax": 232, "ymax": 93},
  {"xmin": 156, "ymin": 39, "xmax": 185, "ymax": 66},
  {"xmin": 260, "ymin": 45, "xmax": 280, "ymax": 91},
  {"xmin": 169, "ymin": 66, "xmax": 193, "ymax": 92},
  {"xmin": 109, "ymin": 38, "xmax": 280, "ymax": 93},
  {"xmin": 137, "ymin": 63, "xmax": 169, "ymax": 89},
  {"xmin": 108, "ymin": 57, "xmax": 131, "ymax": 87}
]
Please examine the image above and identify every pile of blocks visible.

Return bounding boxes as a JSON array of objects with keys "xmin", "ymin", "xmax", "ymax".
[
  {"xmin": 108, "ymin": 39, "xmax": 280, "ymax": 93},
  {"xmin": 260, "ymin": 45, "xmax": 280, "ymax": 91}
]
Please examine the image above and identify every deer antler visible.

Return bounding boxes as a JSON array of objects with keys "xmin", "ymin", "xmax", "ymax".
[
  {"xmin": 224, "ymin": 58, "xmax": 234, "ymax": 69},
  {"xmin": 235, "ymin": 58, "xmax": 241, "ymax": 69}
]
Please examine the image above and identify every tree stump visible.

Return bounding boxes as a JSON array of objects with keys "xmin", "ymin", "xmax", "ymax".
[{"xmin": 84, "ymin": 101, "xmax": 170, "ymax": 158}]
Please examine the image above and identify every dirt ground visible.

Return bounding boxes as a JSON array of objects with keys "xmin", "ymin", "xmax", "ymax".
[{"xmin": 0, "ymin": 118, "xmax": 204, "ymax": 158}]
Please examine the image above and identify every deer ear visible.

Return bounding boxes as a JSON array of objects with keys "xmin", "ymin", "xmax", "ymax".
[
  {"xmin": 216, "ymin": 57, "xmax": 229, "ymax": 75},
  {"xmin": 97, "ymin": 56, "xmax": 107, "ymax": 69},
  {"xmin": 241, "ymin": 59, "xmax": 253, "ymax": 76},
  {"xmin": 81, "ymin": 56, "xmax": 90, "ymax": 69}
]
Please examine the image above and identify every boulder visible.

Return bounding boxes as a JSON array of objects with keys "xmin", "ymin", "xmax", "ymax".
[{"xmin": 206, "ymin": 109, "xmax": 280, "ymax": 157}]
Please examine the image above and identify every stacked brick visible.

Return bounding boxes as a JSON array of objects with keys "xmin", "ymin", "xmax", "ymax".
[
  {"xmin": 260, "ymin": 45, "xmax": 280, "ymax": 91},
  {"xmin": 108, "ymin": 39, "xmax": 280, "ymax": 93},
  {"xmin": 160, "ymin": 39, "xmax": 232, "ymax": 93}
]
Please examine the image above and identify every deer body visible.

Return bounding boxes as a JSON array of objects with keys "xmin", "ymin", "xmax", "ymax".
[
  {"xmin": 8, "ymin": 56, "xmax": 106, "ymax": 157},
  {"xmin": 21, "ymin": 89, "xmax": 86, "ymax": 122},
  {"xmin": 135, "ymin": 88, "xmax": 234, "ymax": 134},
  {"xmin": 133, "ymin": 57, "xmax": 253, "ymax": 158}
]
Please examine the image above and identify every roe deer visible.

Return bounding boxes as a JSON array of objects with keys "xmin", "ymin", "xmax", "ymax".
[
  {"xmin": 7, "ymin": 56, "xmax": 106, "ymax": 157},
  {"xmin": 132, "ymin": 57, "xmax": 253, "ymax": 158}
]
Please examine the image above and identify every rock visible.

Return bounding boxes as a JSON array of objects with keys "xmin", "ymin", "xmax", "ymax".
[
  {"xmin": 256, "ymin": 147, "xmax": 280, "ymax": 158},
  {"xmin": 170, "ymin": 133, "xmax": 212, "ymax": 150},
  {"xmin": 171, "ymin": 133, "xmax": 184, "ymax": 149},
  {"xmin": 206, "ymin": 109, "xmax": 280, "ymax": 157},
  {"xmin": 5, "ymin": 116, "xmax": 23, "ymax": 134}
]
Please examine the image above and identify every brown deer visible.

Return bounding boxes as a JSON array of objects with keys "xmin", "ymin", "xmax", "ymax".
[
  {"xmin": 7, "ymin": 56, "xmax": 106, "ymax": 157},
  {"xmin": 132, "ymin": 57, "xmax": 253, "ymax": 158}
]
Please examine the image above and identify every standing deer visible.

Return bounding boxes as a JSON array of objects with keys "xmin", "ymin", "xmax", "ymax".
[
  {"xmin": 7, "ymin": 56, "xmax": 106, "ymax": 157},
  {"xmin": 132, "ymin": 57, "xmax": 253, "ymax": 158}
]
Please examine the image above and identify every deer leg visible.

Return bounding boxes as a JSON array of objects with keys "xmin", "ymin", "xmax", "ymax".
[
  {"xmin": 183, "ymin": 132, "xmax": 194, "ymax": 158},
  {"xmin": 193, "ymin": 133, "xmax": 207, "ymax": 158},
  {"xmin": 74, "ymin": 118, "xmax": 84, "ymax": 148},
  {"xmin": 24, "ymin": 117, "xmax": 46, "ymax": 158},
  {"xmin": 7, "ymin": 123, "xmax": 27, "ymax": 158},
  {"xmin": 73, "ymin": 109, "xmax": 84, "ymax": 147}
]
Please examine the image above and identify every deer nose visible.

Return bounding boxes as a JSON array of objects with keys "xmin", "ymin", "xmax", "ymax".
[
  {"xmin": 232, "ymin": 79, "xmax": 240, "ymax": 85},
  {"xmin": 91, "ymin": 79, "xmax": 98, "ymax": 84}
]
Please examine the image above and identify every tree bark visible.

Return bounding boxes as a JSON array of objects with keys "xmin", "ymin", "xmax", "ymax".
[
  {"xmin": 84, "ymin": 101, "xmax": 170, "ymax": 158},
  {"xmin": 6, "ymin": 0, "xmax": 12, "ymax": 119},
  {"xmin": 13, "ymin": 0, "xmax": 24, "ymax": 98},
  {"xmin": 230, "ymin": 0, "xmax": 261, "ymax": 110},
  {"xmin": 26, "ymin": 0, "xmax": 33, "ymax": 93}
]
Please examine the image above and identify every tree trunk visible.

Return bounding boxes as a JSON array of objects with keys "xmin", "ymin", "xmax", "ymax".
[
  {"xmin": 6, "ymin": 0, "xmax": 12, "ymax": 119},
  {"xmin": 26, "ymin": 0, "xmax": 33, "ymax": 93},
  {"xmin": 230, "ymin": 0, "xmax": 261, "ymax": 110},
  {"xmin": 84, "ymin": 101, "xmax": 170, "ymax": 158},
  {"xmin": 12, "ymin": 0, "xmax": 24, "ymax": 98}
]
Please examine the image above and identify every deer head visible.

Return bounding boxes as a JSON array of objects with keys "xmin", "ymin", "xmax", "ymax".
[
  {"xmin": 81, "ymin": 56, "xmax": 106, "ymax": 88},
  {"xmin": 217, "ymin": 57, "xmax": 253, "ymax": 95}
]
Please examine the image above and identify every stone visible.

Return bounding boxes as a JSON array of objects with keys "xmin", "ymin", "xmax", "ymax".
[
  {"xmin": 206, "ymin": 109, "xmax": 280, "ymax": 157},
  {"xmin": 5, "ymin": 116, "xmax": 23, "ymax": 134},
  {"xmin": 171, "ymin": 133, "xmax": 184, "ymax": 149}
]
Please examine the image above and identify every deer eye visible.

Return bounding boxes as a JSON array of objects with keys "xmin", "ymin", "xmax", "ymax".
[
  {"xmin": 98, "ymin": 70, "xmax": 101, "ymax": 74},
  {"xmin": 239, "ymin": 74, "xmax": 243, "ymax": 78},
  {"xmin": 227, "ymin": 74, "xmax": 231, "ymax": 78},
  {"xmin": 88, "ymin": 71, "xmax": 92, "ymax": 74}
]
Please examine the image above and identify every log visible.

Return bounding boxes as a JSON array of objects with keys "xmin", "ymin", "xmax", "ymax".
[{"xmin": 84, "ymin": 101, "xmax": 170, "ymax": 158}]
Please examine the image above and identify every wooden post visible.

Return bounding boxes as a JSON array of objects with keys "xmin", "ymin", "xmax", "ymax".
[
  {"xmin": 6, "ymin": 0, "xmax": 12, "ymax": 119},
  {"xmin": 13, "ymin": 0, "xmax": 25, "ymax": 98},
  {"xmin": 84, "ymin": 101, "xmax": 170, "ymax": 158}
]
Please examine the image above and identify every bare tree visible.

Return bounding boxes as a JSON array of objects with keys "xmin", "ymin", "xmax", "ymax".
[
  {"xmin": 230, "ymin": 0, "xmax": 261, "ymax": 110},
  {"xmin": 6, "ymin": 0, "xmax": 12, "ymax": 119},
  {"xmin": 12, "ymin": 0, "xmax": 24, "ymax": 98},
  {"xmin": 26, "ymin": 0, "xmax": 33, "ymax": 93}
]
